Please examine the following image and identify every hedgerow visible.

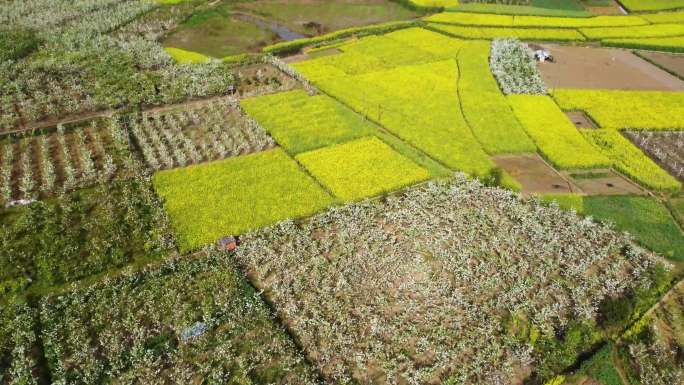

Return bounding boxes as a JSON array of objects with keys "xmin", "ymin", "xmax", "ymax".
[
  {"xmin": 580, "ymin": 23, "xmax": 684, "ymax": 40},
  {"xmin": 581, "ymin": 129, "xmax": 681, "ymax": 192},
  {"xmin": 457, "ymin": 41, "xmax": 536, "ymax": 154},
  {"xmin": 602, "ymin": 36, "xmax": 684, "ymax": 53},
  {"xmin": 428, "ymin": 23, "xmax": 586, "ymax": 41},
  {"xmin": 241, "ymin": 90, "xmax": 376, "ymax": 154},
  {"xmin": 235, "ymin": 175, "xmax": 660, "ymax": 384},
  {"xmin": 489, "ymin": 38, "xmax": 547, "ymax": 95},
  {"xmin": 298, "ymin": 59, "xmax": 497, "ymax": 177},
  {"xmin": 508, "ymin": 95, "xmax": 610, "ymax": 169},
  {"xmin": 39, "ymin": 248, "xmax": 320, "ymax": 385},
  {"xmin": 295, "ymin": 137, "xmax": 430, "ymax": 201},
  {"xmin": 152, "ymin": 149, "xmax": 333, "ymax": 252},
  {"xmin": 552, "ymin": 89, "xmax": 684, "ymax": 130}
]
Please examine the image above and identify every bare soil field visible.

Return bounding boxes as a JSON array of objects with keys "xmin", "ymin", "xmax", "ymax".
[
  {"xmin": 584, "ymin": 0, "xmax": 625, "ymax": 15},
  {"xmin": 495, "ymin": 154, "xmax": 579, "ymax": 195},
  {"xmin": 637, "ymin": 51, "xmax": 684, "ymax": 79},
  {"xmin": 567, "ymin": 169, "xmax": 646, "ymax": 195},
  {"xmin": 534, "ymin": 44, "xmax": 684, "ymax": 91},
  {"xmin": 566, "ymin": 111, "xmax": 598, "ymax": 129}
]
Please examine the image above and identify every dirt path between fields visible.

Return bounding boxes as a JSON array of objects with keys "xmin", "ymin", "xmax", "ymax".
[{"xmin": 533, "ymin": 43, "xmax": 684, "ymax": 91}]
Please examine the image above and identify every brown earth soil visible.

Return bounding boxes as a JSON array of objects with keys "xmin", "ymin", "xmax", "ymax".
[
  {"xmin": 566, "ymin": 111, "xmax": 598, "ymax": 129},
  {"xmin": 636, "ymin": 51, "xmax": 684, "ymax": 79},
  {"xmin": 566, "ymin": 169, "xmax": 646, "ymax": 195},
  {"xmin": 494, "ymin": 153, "xmax": 579, "ymax": 195},
  {"xmin": 585, "ymin": 0, "xmax": 625, "ymax": 15},
  {"xmin": 534, "ymin": 44, "xmax": 684, "ymax": 91}
]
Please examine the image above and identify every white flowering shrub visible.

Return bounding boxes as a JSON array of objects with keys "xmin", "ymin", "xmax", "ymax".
[
  {"xmin": 39, "ymin": 249, "xmax": 319, "ymax": 385},
  {"xmin": 490, "ymin": 39, "xmax": 547, "ymax": 95},
  {"xmin": 235, "ymin": 175, "xmax": 659, "ymax": 385},
  {"xmin": 0, "ymin": 119, "xmax": 135, "ymax": 205},
  {"xmin": 0, "ymin": 302, "xmax": 39, "ymax": 385},
  {"xmin": 129, "ymin": 99, "xmax": 275, "ymax": 171}
]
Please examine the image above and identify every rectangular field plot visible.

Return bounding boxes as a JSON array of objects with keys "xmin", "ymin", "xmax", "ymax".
[
  {"xmin": 552, "ymin": 89, "xmax": 684, "ymax": 130},
  {"xmin": 508, "ymin": 95, "xmax": 610, "ymax": 169},
  {"xmin": 581, "ymin": 129, "xmax": 681, "ymax": 192},
  {"xmin": 625, "ymin": 130, "xmax": 684, "ymax": 183},
  {"xmin": 0, "ymin": 178, "xmax": 175, "ymax": 297},
  {"xmin": 0, "ymin": 119, "xmax": 134, "ymax": 205},
  {"xmin": 457, "ymin": 42, "xmax": 537, "ymax": 154},
  {"xmin": 584, "ymin": 196, "xmax": 684, "ymax": 261},
  {"xmin": 39, "ymin": 251, "xmax": 319, "ymax": 385},
  {"xmin": 235, "ymin": 177, "xmax": 660, "ymax": 385},
  {"xmin": 153, "ymin": 149, "xmax": 333, "ymax": 252},
  {"xmin": 130, "ymin": 100, "xmax": 275, "ymax": 171},
  {"xmin": 427, "ymin": 23, "xmax": 586, "ymax": 41},
  {"xmin": 296, "ymin": 59, "xmax": 497, "ymax": 177},
  {"xmin": 291, "ymin": 28, "xmax": 465, "ymax": 79},
  {"xmin": 296, "ymin": 137, "xmax": 429, "ymax": 201},
  {"xmin": 241, "ymin": 90, "xmax": 376, "ymax": 154}
]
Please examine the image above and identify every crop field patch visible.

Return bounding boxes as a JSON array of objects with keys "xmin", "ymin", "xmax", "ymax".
[
  {"xmin": 234, "ymin": 176, "xmax": 659, "ymax": 385},
  {"xmin": 625, "ymin": 130, "xmax": 684, "ymax": 183},
  {"xmin": 152, "ymin": 149, "xmax": 333, "ymax": 252},
  {"xmin": 0, "ymin": 119, "xmax": 134, "ymax": 205},
  {"xmin": 619, "ymin": 0, "xmax": 684, "ymax": 11},
  {"xmin": 494, "ymin": 154, "xmax": 577, "ymax": 195},
  {"xmin": 584, "ymin": 196, "xmax": 684, "ymax": 261},
  {"xmin": 603, "ymin": 36, "xmax": 684, "ymax": 53},
  {"xmin": 581, "ymin": 129, "xmax": 681, "ymax": 191},
  {"xmin": 508, "ymin": 95, "xmax": 610, "ymax": 169},
  {"xmin": 0, "ymin": 178, "xmax": 175, "ymax": 297},
  {"xmin": 534, "ymin": 44, "xmax": 684, "ymax": 91},
  {"xmin": 129, "ymin": 100, "xmax": 275, "ymax": 171},
  {"xmin": 428, "ymin": 23, "xmax": 587, "ymax": 41},
  {"xmin": 240, "ymin": 90, "xmax": 376, "ymax": 154},
  {"xmin": 457, "ymin": 41, "xmax": 537, "ymax": 154},
  {"xmin": 0, "ymin": 302, "xmax": 39, "ymax": 384},
  {"xmin": 39, "ymin": 250, "xmax": 319, "ymax": 385},
  {"xmin": 296, "ymin": 137, "xmax": 429, "ymax": 201},
  {"xmin": 295, "ymin": 59, "xmax": 497, "ymax": 177},
  {"xmin": 552, "ymin": 89, "xmax": 684, "ymax": 130}
]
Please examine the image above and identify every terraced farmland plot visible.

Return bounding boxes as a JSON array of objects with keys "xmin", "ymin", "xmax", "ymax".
[
  {"xmin": 580, "ymin": 23, "xmax": 684, "ymax": 40},
  {"xmin": 296, "ymin": 137, "xmax": 429, "ymax": 201},
  {"xmin": 603, "ymin": 36, "xmax": 684, "ymax": 53},
  {"xmin": 292, "ymin": 28, "xmax": 466, "ymax": 79},
  {"xmin": 508, "ymin": 95, "xmax": 610, "ymax": 169},
  {"xmin": 39, "ymin": 250, "xmax": 319, "ymax": 385},
  {"xmin": 457, "ymin": 41, "xmax": 537, "ymax": 154},
  {"xmin": 129, "ymin": 100, "xmax": 275, "ymax": 171},
  {"xmin": 235, "ymin": 176, "xmax": 660, "ymax": 385},
  {"xmin": 153, "ymin": 149, "xmax": 333, "ymax": 252},
  {"xmin": 428, "ymin": 23, "xmax": 587, "ymax": 41},
  {"xmin": 0, "ymin": 119, "xmax": 133, "ymax": 205},
  {"xmin": 295, "ymin": 59, "xmax": 497, "ymax": 177},
  {"xmin": 241, "ymin": 90, "xmax": 376, "ymax": 154},
  {"xmin": 552, "ymin": 89, "xmax": 684, "ymax": 130}
]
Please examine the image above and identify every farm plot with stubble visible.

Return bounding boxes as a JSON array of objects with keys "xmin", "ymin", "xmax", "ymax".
[
  {"xmin": 234, "ymin": 175, "xmax": 663, "ymax": 385},
  {"xmin": 625, "ymin": 130, "xmax": 684, "ymax": 183}
]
